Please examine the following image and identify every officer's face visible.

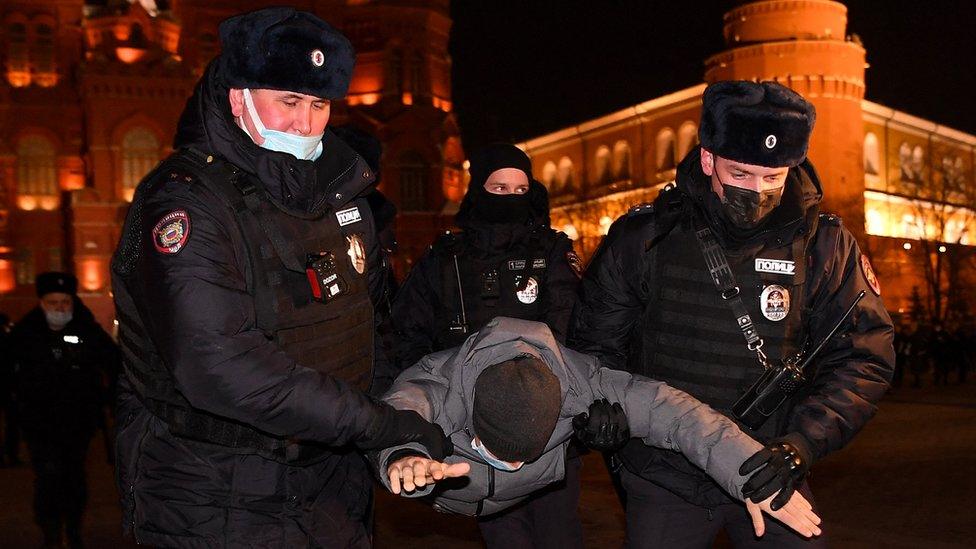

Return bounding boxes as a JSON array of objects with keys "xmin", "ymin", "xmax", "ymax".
[
  {"xmin": 700, "ymin": 149, "xmax": 789, "ymax": 199},
  {"xmin": 483, "ymin": 168, "xmax": 530, "ymax": 195},
  {"xmin": 40, "ymin": 292, "xmax": 73, "ymax": 314},
  {"xmin": 229, "ymin": 88, "xmax": 331, "ymax": 143}
]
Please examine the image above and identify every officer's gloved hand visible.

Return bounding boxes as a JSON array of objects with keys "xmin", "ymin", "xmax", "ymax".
[
  {"xmin": 572, "ymin": 398, "xmax": 630, "ymax": 451},
  {"xmin": 358, "ymin": 403, "xmax": 453, "ymax": 460},
  {"xmin": 739, "ymin": 432, "xmax": 815, "ymax": 510}
]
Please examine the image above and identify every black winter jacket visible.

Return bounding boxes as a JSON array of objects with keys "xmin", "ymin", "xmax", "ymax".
[
  {"xmin": 569, "ymin": 147, "xmax": 894, "ymax": 490},
  {"xmin": 10, "ymin": 301, "xmax": 118, "ymax": 440},
  {"xmin": 112, "ymin": 61, "xmax": 386, "ymax": 547}
]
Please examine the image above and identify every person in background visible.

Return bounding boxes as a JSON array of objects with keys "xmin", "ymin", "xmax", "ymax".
[{"xmin": 9, "ymin": 272, "xmax": 120, "ymax": 548}]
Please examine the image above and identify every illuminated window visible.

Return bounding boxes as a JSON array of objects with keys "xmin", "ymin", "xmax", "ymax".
[
  {"xmin": 5, "ymin": 21, "xmax": 30, "ymax": 87},
  {"xmin": 32, "ymin": 22, "xmax": 57, "ymax": 87},
  {"xmin": 121, "ymin": 127, "xmax": 161, "ymax": 201},
  {"xmin": 940, "ymin": 155, "xmax": 967, "ymax": 195},
  {"xmin": 398, "ymin": 151, "xmax": 428, "ymax": 212},
  {"xmin": 542, "ymin": 161, "xmax": 557, "ymax": 190},
  {"xmin": 16, "ymin": 135, "xmax": 58, "ymax": 197},
  {"xmin": 15, "ymin": 248, "xmax": 34, "ymax": 286},
  {"xmin": 863, "ymin": 132, "xmax": 880, "ymax": 176},
  {"xmin": 865, "ymin": 208, "xmax": 885, "ymax": 236},
  {"xmin": 594, "ymin": 146, "xmax": 611, "ymax": 184},
  {"xmin": 557, "ymin": 157, "xmax": 575, "ymax": 193},
  {"xmin": 677, "ymin": 122, "xmax": 698, "ymax": 160},
  {"xmin": 656, "ymin": 128, "xmax": 676, "ymax": 171},
  {"xmin": 902, "ymin": 214, "xmax": 924, "ymax": 239},
  {"xmin": 612, "ymin": 140, "xmax": 631, "ymax": 180}
]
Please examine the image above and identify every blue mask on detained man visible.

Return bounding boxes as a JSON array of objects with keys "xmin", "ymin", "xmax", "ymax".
[
  {"xmin": 471, "ymin": 438, "xmax": 522, "ymax": 472},
  {"xmin": 240, "ymin": 88, "xmax": 324, "ymax": 161}
]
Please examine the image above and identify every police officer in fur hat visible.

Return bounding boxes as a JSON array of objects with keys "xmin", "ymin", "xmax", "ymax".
[
  {"xmin": 569, "ymin": 81, "xmax": 895, "ymax": 547},
  {"xmin": 111, "ymin": 8, "xmax": 449, "ymax": 547},
  {"xmin": 9, "ymin": 273, "xmax": 119, "ymax": 548}
]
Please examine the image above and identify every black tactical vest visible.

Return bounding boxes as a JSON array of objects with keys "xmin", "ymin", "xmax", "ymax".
[
  {"xmin": 113, "ymin": 149, "xmax": 373, "ymax": 462},
  {"xmin": 618, "ymin": 200, "xmax": 816, "ymax": 506},
  {"xmin": 433, "ymin": 228, "xmax": 554, "ymax": 351}
]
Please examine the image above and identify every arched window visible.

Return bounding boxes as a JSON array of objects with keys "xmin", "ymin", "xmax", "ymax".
[
  {"xmin": 5, "ymin": 21, "xmax": 30, "ymax": 87},
  {"xmin": 911, "ymin": 145, "xmax": 925, "ymax": 184},
  {"xmin": 677, "ymin": 122, "xmax": 698, "ymax": 160},
  {"xmin": 557, "ymin": 157, "xmax": 575, "ymax": 193},
  {"xmin": 898, "ymin": 142, "xmax": 913, "ymax": 182},
  {"xmin": 863, "ymin": 132, "xmax": 880, "ymax": 176},
  {"xmin": 656, "ymin": 128, "xmax": 676, "ymax": 171},
  {"xmin": 386, "ymin": 48, "xmax": 403, "ymax": 96},
  {"xmin": 398, "ymin": 151, "xmax": 429, "ymax": 212},
  {"xmin": 542, "ymin": 161, "xmax": 557, "ymax": 191},
  {"xmin": 16, "ymin": 135, "xmax": 57, "ymax": 197},
  {"xmin": 121, "ymin": 127, "xmax": 161, "ymax": 201},
  {"xmin": 612, "ymin": 140, "xmax": 631, "ymax": 180},
  {"xmin": 32, "ymin": 22, "xmax": 57, "ymax": 87},
  {"xmin": 594, "ymin": 146, "xmax": 611, "ymax": 184}
]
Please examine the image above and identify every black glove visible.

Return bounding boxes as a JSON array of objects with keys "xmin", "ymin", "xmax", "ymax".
[
  {"xmin": 739, "ymin": 432, "xmax": 815, "ymax": 510},
  {"xmin": 358, "ymin": 403, "xmax": 453, "ymax": 460},
  {"xmin": 572, "ymin": 398, "xmax": 630, "ymax": 451}
]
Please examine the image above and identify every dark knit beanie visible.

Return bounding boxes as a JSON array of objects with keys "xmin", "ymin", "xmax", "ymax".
[
  {"xmin": 472, "ymin": 356, "xmax": 561, "ymax": 463},
  {"xmin": 699, "ymin": 80, "xmax": 816, "ymax": 168},
  {"xmin": 36, "ymin": 272, "xmax": 77, "ymax": 297}
]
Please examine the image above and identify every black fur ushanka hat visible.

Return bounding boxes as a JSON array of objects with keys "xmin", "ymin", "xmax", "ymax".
[
  {"xmin": 217, "ymin": 7, "xmax": 355, "ymax": 99},
  {"xmin": 699, "ymin": 81, "xmax": 816, "ymax": 168}
]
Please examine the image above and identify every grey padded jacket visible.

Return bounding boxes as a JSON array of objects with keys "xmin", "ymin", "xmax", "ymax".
[{"xmin": 375, "ymin": 316, "xmax": 763, "ymax": 516}]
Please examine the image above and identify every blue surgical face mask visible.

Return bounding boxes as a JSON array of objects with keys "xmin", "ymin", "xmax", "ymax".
[
  {"xmin": 44, "ymin": 310, "xmax": 72, "ymax": 331},
  {"xmin": 471, "ymin": 438, "xmax": 523, "ymax": 472},
  {"xmin": 240, "ymin": 88, "xmax": 324, "ymax": 161}
]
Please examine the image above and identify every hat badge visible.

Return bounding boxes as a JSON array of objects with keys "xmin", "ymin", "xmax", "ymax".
[
  {"xmin": 765, "ymin": 134, "xmax": 777, "ymax": 149},
  {"xmin": 310, "ymin": 49, "xmax": 325, "ymax": 68}
]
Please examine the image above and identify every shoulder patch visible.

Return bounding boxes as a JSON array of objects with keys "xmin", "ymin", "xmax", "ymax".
[
  {"xmin": 566, "ymin": 250, "xmax": 583, "ymax": 278},
  {"xmin": 860, "ymin": 253, "xmax": 881, "ymax": 296},
  {"xmin": 819, "ymin": 213, "xmax": 842, "ymax": 226},
  {"xmin": 628, "ymin": 202, "xmax": 654, "ymax": 216},
  {"xmin": 153, "ymin": 210, "xmax": 191, "ymax": 254}
]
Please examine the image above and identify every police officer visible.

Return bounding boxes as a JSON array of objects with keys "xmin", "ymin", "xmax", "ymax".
[
  {"xmin": 111, "ymin": 8, "xmax": 448, "ymax": 547},
  {"xmin": 9, "ymin": 272, "xmax": 120, "ymax": 548},
  {"xmin": 569, "ymin": 81, "xmax": 895, "ymax": 547},
  {"xmin": 392, "ymin": 143, "xmax": 584, "ymax": 548}
]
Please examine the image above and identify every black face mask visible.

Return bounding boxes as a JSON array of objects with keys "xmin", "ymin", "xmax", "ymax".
[
  {"xmin": 474, "ymin": 191, "xmax": 531, "ymax": 224},
  {"xmin": 719, "ymin": 182, "xmax": 784, "ymax": 229}
]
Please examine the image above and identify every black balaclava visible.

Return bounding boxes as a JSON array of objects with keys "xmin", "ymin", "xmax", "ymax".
[{"xmin": 456, "ymin": 143, "xmax": 549, "ymax": 228}]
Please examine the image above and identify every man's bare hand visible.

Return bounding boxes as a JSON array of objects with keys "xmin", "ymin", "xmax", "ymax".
[
  {"xmin": 746, "ymin": 489, "xmax": 822, "ymax": 538},
  {"xmin": 387, "ymin": 456, "xmax": 470, "ymax": 495}
]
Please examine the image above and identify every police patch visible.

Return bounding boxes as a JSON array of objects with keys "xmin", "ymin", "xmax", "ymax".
[
  {"xmin": 336, "ymin": 206, "xmax": 362, "ymax": 227},
  {"xmin": 347, "ymin": 234, "xmax": 366, "ymax": 275},
  {"xmin": 532, "ymin": 258, "xmax": 547, "ymax": 269},
  {"xmin": 860, "ymin": 254, "xmax": 881, "ymax": 296},
  {"xmin": 517, "ymin": 276, "xmax": 539, "ymax": 304},
  {"xmin": 508, "ymin": 259, "xmax": 527, "ymax": 271},
  {"xmin": 153, "ymin": 210, "xmax": 190, "ymax": 254},
  {"xmin": 566, "ymin": 251, "xmax": 583, "ymax": 278},
  {"xmin": 755, "ymin": 258, "xmax": 795, "ymax": 275},
  {"xmin": 760, "ymin": 284, "xmax": 790, "ymax": 322}
]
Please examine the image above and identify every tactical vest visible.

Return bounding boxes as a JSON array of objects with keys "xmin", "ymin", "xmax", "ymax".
[
  {"xmin": 433, "ymin": 228, "xmax": 555, "ymax": 351},
  {"xmin": 113, "ymin": 148, "xmax": 374, "ymax": 463},
  {"xmin": 618, "ymin": 195, "xmax": 817, "ymax": 505}
]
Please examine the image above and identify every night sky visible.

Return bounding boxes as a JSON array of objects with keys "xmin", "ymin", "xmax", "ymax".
[{"xmin": 449, "ymin": 0, "xmax": 976, "ymax": 149}]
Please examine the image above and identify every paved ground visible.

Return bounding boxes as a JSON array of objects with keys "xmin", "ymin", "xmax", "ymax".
[{"xmin": 1, "ymin": 378, "xmax": 974, "ymax": 548}]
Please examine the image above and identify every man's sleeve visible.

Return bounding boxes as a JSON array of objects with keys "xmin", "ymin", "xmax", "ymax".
[
  {"xmin": 542, "ymin": 235, "xmax": 581, "ymax": 343},
  {"xmin": 391, "ymin": 250, "xmax": 440, "ymax": 371},
  {"xmin": 372, "ymin": 351, "xmax": 454, "ymax": 495},
  {"xmin": 359, "ymin": 197, "xmax": 396, "ymax": 396},
  {"xmin": 567, "ymin": 216, "xmax": 644, "ymax": 371},
  {"xmin": 132, "ymin": 180, "xmax": 381, "ymax": 447},
  {"xmin": 787, "ymin": 223, "xmax": 895, "ymax": 459},
  {"xmin": 568, "ymin": 348, "xmax": 762, "ymax": 500}
]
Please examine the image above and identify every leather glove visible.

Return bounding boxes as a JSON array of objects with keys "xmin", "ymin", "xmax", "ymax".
[
  {"xmin": 572, "ymin": 398, "xmax": 630, "ymax": 451},
  {"xmin": 739, "ymin": 432, "xmax": 815, "ymax": 510},
  {"xmin": 357, "ymin": 403, "xmax": 453, "ymax": 460}
]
